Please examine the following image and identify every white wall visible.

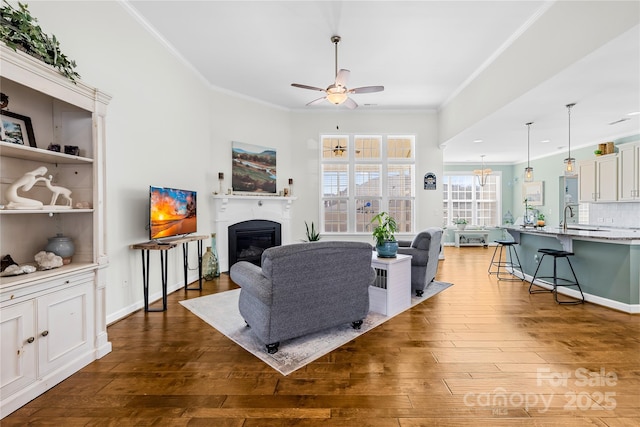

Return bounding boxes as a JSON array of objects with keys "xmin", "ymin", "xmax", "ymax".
[{"xmin": 24, "ymin": 1, "xmax": 294, "ymax": 322}]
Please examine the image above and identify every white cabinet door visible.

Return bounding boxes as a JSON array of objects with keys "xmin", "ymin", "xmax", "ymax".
[
  {"xmin": 618, "ymin": 143, "xmax": 639, "ymax": 201},
  {"xmin": 0, "ymin": 301, "xmax": 37, "ymax": 400},
  {"xmin": 596, "ymin": 155, "xmax": 618, "ymax": 202},
  {"xmin": 578, "ymin": 159, "xmax": 597, "ymax": 202},
  {"xmin": 36, "ymin": 281, "xmax": 94, "ymax": 377}
]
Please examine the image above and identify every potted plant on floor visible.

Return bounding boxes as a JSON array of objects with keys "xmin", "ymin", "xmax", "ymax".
[
  {"xmin": 371, "ymin": 212, "xmax": 398, "ymax": 258},
  {"xmin": 304, "ymin": 221, "xmax": 320, "ymax": 241}
]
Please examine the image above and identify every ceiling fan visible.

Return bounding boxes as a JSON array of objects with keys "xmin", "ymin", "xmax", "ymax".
[{"xmin": 291, "ymin": 35, "xmax": 384, "ymax": 109}]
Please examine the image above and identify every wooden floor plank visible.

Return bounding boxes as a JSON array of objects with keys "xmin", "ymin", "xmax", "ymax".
[{"xmin": 3, "ymin": 246, "xmax": 638, "ymax": 425}]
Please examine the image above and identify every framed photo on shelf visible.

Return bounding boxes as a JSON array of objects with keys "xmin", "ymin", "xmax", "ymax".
[
  {"xmin": 0, "ymin": 110, "xmax": 36, "ymax": 148},
  {"xmin": 523, "ymin": 181, "xmax": 544, "ymax": 206}
]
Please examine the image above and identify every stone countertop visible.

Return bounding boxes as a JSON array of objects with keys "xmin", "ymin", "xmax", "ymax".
[{"xmin": 505, "ymin": 226, "xmax": 640, "ymax": 242}]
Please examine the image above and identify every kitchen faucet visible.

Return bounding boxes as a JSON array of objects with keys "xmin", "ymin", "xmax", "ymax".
[{"xmin": 563, "ymin": 205, "xmax": 575, "ymax": 233}]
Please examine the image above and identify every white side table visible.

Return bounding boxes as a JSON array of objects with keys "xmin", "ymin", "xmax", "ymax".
[
  {"xmin": 454, "ymin": 230, "xmax": 489, "ymax": 247},
  {"xmin": 369, "ymin": 253, "xmax": 412, "ymax": 316}
]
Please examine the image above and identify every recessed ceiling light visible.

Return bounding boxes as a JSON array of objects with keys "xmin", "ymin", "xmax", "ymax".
[
  {"xmin": 628, "ymin": 111, "xmax": 640, "ymax": 116},
  {"xmin": 473, "ymin": 139, "xmax": 483, "ymax": 143},
  {"xmin": 540, "ymin": 139, "xmax": 550, "ymax": 143}
]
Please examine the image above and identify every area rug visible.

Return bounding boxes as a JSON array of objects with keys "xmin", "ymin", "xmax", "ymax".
[{"xmin": 179, "ymin": 281, "xmax": 453, "ymax": 375}]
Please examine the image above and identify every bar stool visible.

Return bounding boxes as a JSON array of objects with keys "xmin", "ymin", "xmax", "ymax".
[
  {"xmin": 529, "ymin": 248, "xmax": 585, "ymax": 304},
  {"xmin": 488, "ymin": 240, "xmax": 523, "ymax": 281}
]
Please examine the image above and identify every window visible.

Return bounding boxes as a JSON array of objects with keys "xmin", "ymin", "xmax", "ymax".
[
  {"xmin": 321, "ymin": 135, "xmax": 415, "ymax": 234},
  {"xmin": 442, "ymin": 173, "xmax": 501, "ymax": 227}
]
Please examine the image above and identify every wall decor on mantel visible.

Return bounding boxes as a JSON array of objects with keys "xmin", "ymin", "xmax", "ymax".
[{"xmin": 231, "ymin": 141, "xmax": 277, "ymax": 194}]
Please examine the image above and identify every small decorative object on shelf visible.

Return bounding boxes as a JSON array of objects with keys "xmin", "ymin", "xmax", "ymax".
[
  {"xmin": 218, "ymin": 172, "xmax": 224, "ymax": 195},
  {"xmin": 44, "ymin": 233, "xmax": 75, "ymax": 264},
  {"xmin": 34, "ymin": 250, "xmax": 63, "ymax": 270},
  {"xmin": 43, "ymin": 174, "xmax": 72, "ymax": 208},
  {"xmin": 5, "ymin": 165, "xmax": 48, "ymax": 209},
  {"xmin": 64, "ymin": 145, "xmax": 79, "ymax": 155},
  {"xmin": 288, "ymin": 178, "xmax": 293, "ymax": 196}
]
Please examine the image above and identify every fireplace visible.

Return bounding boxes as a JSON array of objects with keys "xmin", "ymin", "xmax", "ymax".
[
  {"xmin": 228, "ymin": 220, "xmax": 281, "ymax": 267},
  {"xmin": 212, "ymin": 195, "xmax": 294, "ymax": 272}
]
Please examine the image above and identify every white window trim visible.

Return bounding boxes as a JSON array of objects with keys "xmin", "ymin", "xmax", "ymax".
[{"xmin": 320, "ymin": 134, "xmax": 416, "ymax": 235}]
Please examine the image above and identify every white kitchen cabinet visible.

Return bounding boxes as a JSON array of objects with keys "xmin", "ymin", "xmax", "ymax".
[
  {"xmin": 578, "ymin": 155, "xmax": 618, "ymax": 203},
  {"xmin": 0, "ymin": 44, "xmax": 111, "ymax": 418},
  {"xmin": 618, "ymin": 142, "xmax": 640, "ymax": 201}
]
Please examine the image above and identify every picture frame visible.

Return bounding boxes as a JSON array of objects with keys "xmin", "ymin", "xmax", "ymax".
[
  {"xmin": 231, "ymin": 141, "xmax": 277, "ymax": 194},
  {"xmin": 0, "ymin": 110, "xmax": 37, "ymax": 148},
  {"xmin": 523, "ymin": 181, "xmax": 544, "ymax": 206}
]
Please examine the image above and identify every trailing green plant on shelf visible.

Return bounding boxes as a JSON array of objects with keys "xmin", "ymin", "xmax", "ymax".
[
  {"xmin": 304, "ymin": 221, "xmax": 320, "ymax": 242},
  {"xmin": 0, "ymin": 1, "xmax": 80, "ymax": 82},
  {"xmin": 370, "ymin": 212, "xmax": 397, "ymax": 247}
]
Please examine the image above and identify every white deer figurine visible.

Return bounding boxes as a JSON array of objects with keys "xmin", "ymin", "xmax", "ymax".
[{"xmin": 44, "ymin": 175, "xmax": 72, "ymax": 207}]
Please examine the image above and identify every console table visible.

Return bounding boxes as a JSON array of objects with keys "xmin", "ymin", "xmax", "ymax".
[
  {"xmin": 369, "ymin": 253, "xmax": 412, "ymax": 316},
  {"xmin": 454, "ymin": 230, "xmax": 489, "ymax": 247},
  {"xmin": 130, "ymin": 235, "xmax": 208, "ymax": 312}
]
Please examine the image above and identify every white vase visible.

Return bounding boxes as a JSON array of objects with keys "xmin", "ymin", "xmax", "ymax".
[{"xmin": 456, "ymin": 224, "xmax": 466, "ymax": 231}]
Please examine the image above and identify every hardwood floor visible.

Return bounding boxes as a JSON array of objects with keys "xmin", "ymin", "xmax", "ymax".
[{"xmin": 3, "ymin": 247, "xmax": 639, "ymax": 426}]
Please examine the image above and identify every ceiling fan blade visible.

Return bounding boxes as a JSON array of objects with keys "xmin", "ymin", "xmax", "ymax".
[
  {"xmin": 349, "ymin": 85, "xmax": 384, "ymax": 94},
  {"xmin": 343, "ymin": 97, "xmax": 358, "ymax": 109},
  {"xmin": 335, "ymin": 69, "xmax": 350, "ymax": 87},
  {"xmin": 291, "ymin": 83, "xmax": 326, "ymax": 92},
  {"xmin": 306, "ymin": 97, "xmax": 327, "ymax": 106}
]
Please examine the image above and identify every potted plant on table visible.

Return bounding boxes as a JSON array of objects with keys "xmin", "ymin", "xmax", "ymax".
[
  {"xmin": 537, "ymin": 213, "xmax": 546, "ymax": 227},
  {"xmin": 453, "ymin": 218, "xmax": 468, "ymax": 230},
  {"xmin": 370, "ymin": 212, "xmax": 398, "ymax": 258}
]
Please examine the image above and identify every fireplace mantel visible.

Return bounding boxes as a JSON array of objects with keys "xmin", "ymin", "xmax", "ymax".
[{"xmin": 211, "ymin": 194, "xmax": 296, "ymax": 272}]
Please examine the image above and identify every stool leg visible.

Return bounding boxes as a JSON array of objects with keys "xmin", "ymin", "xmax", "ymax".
[
  {"xmin": 507, "ymin": 245, "xmax": 524, "ymax": 282},
  {"xmin": 488, "ymin": 244, "xmax": 501, "ymax": 274},
  {"xmin": 529, "ymin": 254, "xmax": 552, "ymax": 294},
  {"xmin": 554, "ymin": 257, "xmax": 585, "ymax": 305}
]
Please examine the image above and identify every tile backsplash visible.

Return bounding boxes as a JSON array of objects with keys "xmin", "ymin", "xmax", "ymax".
[{"xmin": 588, "ymin": 202, "xmax": 640, "ymax": 228}]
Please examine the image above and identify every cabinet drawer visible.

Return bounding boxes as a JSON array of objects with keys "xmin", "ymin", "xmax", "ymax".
[{"xmin": 1, "ymin": 271, "xmax": 94, "ymax": 306}]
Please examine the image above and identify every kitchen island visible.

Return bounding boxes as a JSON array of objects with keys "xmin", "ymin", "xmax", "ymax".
[{"xmin": 504, "ymin": 226, "xmax": 639, "ymax": 313}]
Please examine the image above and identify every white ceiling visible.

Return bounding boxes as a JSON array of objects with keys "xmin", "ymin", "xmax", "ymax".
[{"xmin": 126, "ymin": 1, "xmax": 640, "ymax": 164}]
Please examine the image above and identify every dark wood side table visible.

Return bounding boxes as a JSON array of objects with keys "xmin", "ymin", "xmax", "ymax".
[{"xmin": 130, "ymin": 235, "xmax": 207, "ymax": 312}]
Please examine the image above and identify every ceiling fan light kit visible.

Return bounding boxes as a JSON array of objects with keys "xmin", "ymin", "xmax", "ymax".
[{"xmin": 291, "ymin": 35, "xmax": 384, "ymax": 109}]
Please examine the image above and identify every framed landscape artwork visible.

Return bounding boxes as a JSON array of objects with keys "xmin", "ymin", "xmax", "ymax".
[
  {"xmin": 523, "ymin": 181, "xmax": 544, "ymax": 206},
  {"xmin": 231, "ymin": 141, "xmax": 277, "ymax": 194},
  {"xmin": 0, "ymin": 110, "xmax": 37, "ymax": 147}
]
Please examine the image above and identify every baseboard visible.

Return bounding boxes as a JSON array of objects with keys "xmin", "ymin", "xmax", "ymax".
[
  {"xmin": 509, "ymin": 268, "xmax": 639, "ymax": 314},
  {"xmin": 106, "ymin": 274, "xmax": 200, "ymax": 325}
]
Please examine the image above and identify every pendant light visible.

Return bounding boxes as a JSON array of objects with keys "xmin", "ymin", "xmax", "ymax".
[
  {"xmin": 524, "ymin": 122, "xmax": 534, "ymax": 182},
  {"xmin": 564, "ymin": 103, "xmax": 577, "ymax": 176},
  {"xmin": 474, "ymin": 155, "xmax": 492, "ymax": 187}
]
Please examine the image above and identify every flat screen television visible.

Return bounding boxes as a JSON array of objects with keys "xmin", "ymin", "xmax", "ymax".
[{"xmin": 149, "ymin": 186, "xmax": 197, "ymax": 240}]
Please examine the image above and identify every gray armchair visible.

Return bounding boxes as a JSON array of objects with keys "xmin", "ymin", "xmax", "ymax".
[
  {"xmin": 397, "ymin": 227, "xmax": 443, "ymax": 296},
  {"xmin": 229, "ymin": 241, "xmax": 375, "ymax": 354}
]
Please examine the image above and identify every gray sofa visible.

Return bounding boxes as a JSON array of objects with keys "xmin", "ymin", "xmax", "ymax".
[
  {"xmin": 229, "ymin": 241, "xmax": 376, "ymax": 354},
  {"xmin": 397, "ymin": 227, "xmax": 443, "ymax": 297}
]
